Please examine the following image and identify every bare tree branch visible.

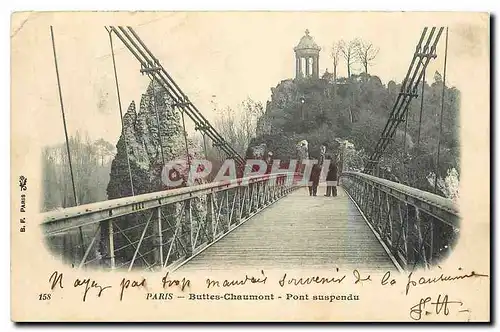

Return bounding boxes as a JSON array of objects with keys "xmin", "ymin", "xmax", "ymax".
[
  {"xmin": 355, "ymin": 39, "xmax": 380, "ymax": 74},
  {"xmin": 339, "ymin": 39, "xmax": 359, "ymax": 78},
  {"xmin": 330, "ymin": 41, "xmax": 342, "ymax": 82}
]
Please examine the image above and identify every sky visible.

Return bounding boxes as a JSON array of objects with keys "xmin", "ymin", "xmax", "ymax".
[{"xmin": 11, "ymin": 12, "xmax": 488, "ymax": 149}]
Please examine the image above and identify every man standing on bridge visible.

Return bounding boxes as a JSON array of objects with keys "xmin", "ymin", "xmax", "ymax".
[
  {"xmin": 308, "ymin": 163, "xmax": 320, "ymax": 196},
  {"xmin": 325, "ymin": 155, "xmax": 338, "ymax": 197}
]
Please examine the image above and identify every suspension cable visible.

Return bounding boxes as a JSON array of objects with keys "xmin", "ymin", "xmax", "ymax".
[
  {"xmin": 402, "ymin": 103, "xmax": 410, "ymax": 183},
  {"xmin": 202, "ymin": 134, "xmax": 208, "ymax": 159},
  {"xmin": 417, "ymin": 69, "xmax": 426, "ymax": 145},
  {"xmin": 179, "ymin": 107, "xmax": 191, "ymax": 184},
  {"xmin": 50, "ymin": 26, "xmax": 86, "ymax": 257},
  {"xmin": 50, "ymin": 26, "xmax": 78, "ymax": 207},
  {"xmin": 106, "ymin": 27, "xmax": 135, "ymax": 196},
  {"xmin": 434, "ymin": 27, "xmax": 449, "ymax": 194},
  {"xmin": 108, "ymin": 26, "xmax": 245, "ymax": 165}
]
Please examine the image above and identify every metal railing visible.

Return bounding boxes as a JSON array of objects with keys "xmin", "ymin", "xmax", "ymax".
[
  {"xmin": 41, "ymin": 173, "xmax": 297, "ymax": 271},
  {"xmin": 341, "ymin": 171, "xmax": 460, "ymax": 270}
]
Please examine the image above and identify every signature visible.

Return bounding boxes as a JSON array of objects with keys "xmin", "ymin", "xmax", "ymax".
[{"xmin": 409, "ymin": 294, "xmax": 470, "ymax": 321}]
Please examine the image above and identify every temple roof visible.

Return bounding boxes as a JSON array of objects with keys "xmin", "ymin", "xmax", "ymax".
[{"xmin": 294, "ymin": 29, "xmax": 321, "ymax": 52}]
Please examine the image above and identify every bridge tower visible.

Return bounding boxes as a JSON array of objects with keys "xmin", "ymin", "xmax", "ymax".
[{"xmin": 294, "ymin": 29, "xmax": 321, "ymax": 79}]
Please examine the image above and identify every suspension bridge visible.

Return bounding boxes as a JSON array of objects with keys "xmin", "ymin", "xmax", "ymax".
[{"xmin": 41, "ymin": 26, "xmax": 459, "ymax": 273}]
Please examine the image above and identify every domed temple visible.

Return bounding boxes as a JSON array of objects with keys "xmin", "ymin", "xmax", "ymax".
[{"xmin": 294, "ymin": 29, "xmax": 321, "ymax": 79}]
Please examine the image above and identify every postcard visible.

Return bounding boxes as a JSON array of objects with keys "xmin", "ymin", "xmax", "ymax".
[{"xmin": 11, "ymin": 11, "xmax": 490, "ymax": 322}]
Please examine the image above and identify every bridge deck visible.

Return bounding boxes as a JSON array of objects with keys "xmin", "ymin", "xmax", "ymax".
[{"xmin": 178, "ymin": 186, "xmax": 396, "ymax": 272}]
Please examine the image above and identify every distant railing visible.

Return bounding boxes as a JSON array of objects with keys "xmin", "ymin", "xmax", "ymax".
[
  {"xmin": 341, "ymin": 171, "xmax": 460, "ymax": 270},
  {"xmin": 41, "ymin": 172, "xmax": 297, "ymax": 271}
]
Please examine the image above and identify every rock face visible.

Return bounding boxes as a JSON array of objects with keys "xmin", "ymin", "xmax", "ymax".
[
  {"xmin": 107, "ymin": 81, "xmax": 189, "ymax": 199},
  {"xmin": 256, "ymin": 79, "xmax": 300, "ymax": 137},
  {"xmin": 250, "ymin": 79, "xmax": 319, "ymax": 163}
]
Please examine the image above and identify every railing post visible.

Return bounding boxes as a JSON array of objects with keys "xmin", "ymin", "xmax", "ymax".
[
  {"xmin": 258, "ymin": 182, "xmax": 264, "ymax": 208},
  {"xmin": 415, "ymin": 208, "xmax": 430, "ymax": 269},
  {"xmin": 61, "ymin": 234, "xmax": 69, "ymax": 265},
  {"xmin": 429, "ymin": 221, "xmax": 434, "ymax": 265},
  {"xmin": 99, "ymin": 221, "xmax": 112, "ymax": 268},
  {"xmin": 229, "ymin": 189, "xmax": 237, "ymax": 228},
  {"xmin": 406, "ymin": 204, "xmax": 418, "ymax": 267},
  {"xmin": 240, "ymin": 186, "xmax": 246, "ymax": 218},
  {"xmin": 206, "ymin": 193, "xmax": 216, "ymax": 242},
  {"xmin": 263, "ymin": 180, "xmax": 268, "ymax": 205},
  {"xmin": 154, "ymin": 207, "xmax": 163, "ymax": 268},
  {"xmin": 234, "ymin": 188, "xmax": 242, "ymax": 224},
  {"xmin": 234, "ymin": 187, "xmax": 242, "ymax": 225},
  {"xmin": 108, "ymin": 220, "xmax": 115, "ymax": 270},
  {"xmin": 272, "ymin": 176, "xmax": 278, "ymax": 200},
  {"xmin": 181, "ymin": 199, "xmax": 193, "ymax": 257},
  {"xmin": 247, "ymin": 183, "xmax": 255, "ymax": 214},
  {"xmin": 223, "ymin": 191, "xmax": 230, "ymax": 232},
  {"xmin": 386, "ymin": 194, "xmax": 395, "ymax": 250}
]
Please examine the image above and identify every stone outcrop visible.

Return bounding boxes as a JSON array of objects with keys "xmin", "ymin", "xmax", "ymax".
[{"xmin": 107, "ymin": 81, "xmax": 195, "ymax": 199}]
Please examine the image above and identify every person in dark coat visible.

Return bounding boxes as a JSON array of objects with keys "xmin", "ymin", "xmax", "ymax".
[
  {"xmin": 325, "ymin": 156, "xmax": 338, "ymax": 197},
  {"xmin": 308, "ymin": 163, "xmax": 321, "ymax": 196}
]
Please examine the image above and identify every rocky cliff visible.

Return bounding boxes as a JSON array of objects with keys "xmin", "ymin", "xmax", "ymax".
[{"xmin": 107, "ymin": 80, "xmax": 198, "ymax": 199}]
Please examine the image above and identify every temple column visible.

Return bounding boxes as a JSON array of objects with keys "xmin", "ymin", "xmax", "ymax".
[
  {"xmin": 295, "ymin": 56, "xmax": 300, "ymax": 79},
  {"xmin": 313, "ymin": 55, "xmax": 319, "ymax": 78},
  {"xmin": 316, "ymin": 55, "xmax": 320, "ymax": 77},
  {"xmin": 305, "ymin": 57, "xmax": 310, "ymax": 76},
  {"xmin": 311, "ymin": 56, "xmax": 316, "ymax": 78}
]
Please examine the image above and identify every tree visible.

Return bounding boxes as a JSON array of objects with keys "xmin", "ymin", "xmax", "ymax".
[
  {"xmin": 240, "ymin": 98, "xmax": 264, "ymax": 149},
  {"xmin": 355, "ymin": 39, "xmax": 379, "ymax": 74},
  {"xmin": 41, "ymin": 133, "xmax": 114, "ymax": 211},
  {"xmin": 339, "ymin": 39, "xmax": 358, "ymax": 78},
  {"xmin": 330, "ymin": 41, "xmax": 342, "ymax": 83},
  {"xmin": 434, "ymin": 70, "xmax": 443, "ymax": 84},
  {"xmin": 94, "ymin": 138, "xmax": 116, "ymax": 166},
  {"xmin": 213, "ymin": 98, "xmax": 264, "ymax": 157}
]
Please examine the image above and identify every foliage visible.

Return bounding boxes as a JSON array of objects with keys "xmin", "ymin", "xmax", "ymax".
[
  {"xmin": 426, "ymin": 168, "xmax": 460, "ymax": 202},
  {"xmin": 212, "ymin": 97, "xmax": 264, "ymax": 157},
  {"xmin": 41, "ymin": 132, "xmax": 114, "ymax": 211},
  {"xmin": 254, "ymin": 71, "xmax": 460, "ymax": 198}
]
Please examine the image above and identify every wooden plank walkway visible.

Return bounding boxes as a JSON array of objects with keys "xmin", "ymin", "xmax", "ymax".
[{"xmin": 178, "ymin": 186, "xmax": 396, "ymax": 272}]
